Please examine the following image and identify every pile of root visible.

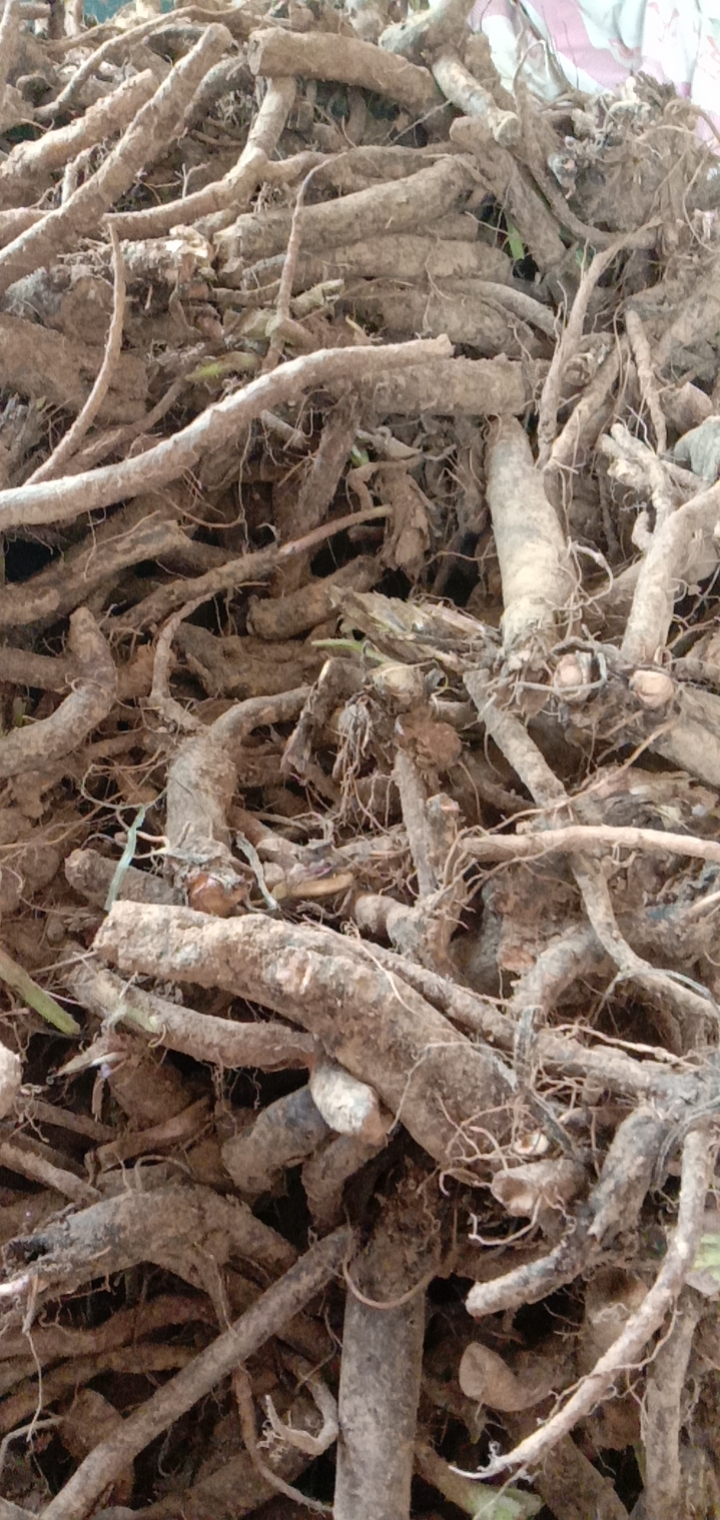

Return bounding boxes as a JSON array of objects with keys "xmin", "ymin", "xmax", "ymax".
[{"xmin": 3, "ymin": 3, "xmax": 720, "ymax": 1517}]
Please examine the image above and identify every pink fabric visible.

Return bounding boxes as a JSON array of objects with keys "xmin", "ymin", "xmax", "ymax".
[
  {"xmin": 529, "ymin": 2, "xmax": 639, "ymax": 88},
  {"xmin": 472, "ymin": 0, "xmax": 633, "ymax": 88},
  {"xmin": 469, "ymin": 1, "xmax": 720, "ymax": 137}
]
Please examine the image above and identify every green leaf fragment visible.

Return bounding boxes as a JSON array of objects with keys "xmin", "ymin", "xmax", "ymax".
[
  {"xmin": 0, "ymin": 946, "xmax": 80, "ymax": 1035},
  {"xmin": 505, "ymin": 222, "xmax": 526, "ymax": 262},
  {"xmin": 694, "ymin": 1231, "xmax": 720, "ymax": 1274}
]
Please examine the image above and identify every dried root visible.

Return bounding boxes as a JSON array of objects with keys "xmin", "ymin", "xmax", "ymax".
[{"xmin": 1, "ymin": 9, "xmax": 720, "ymax": 1518}]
